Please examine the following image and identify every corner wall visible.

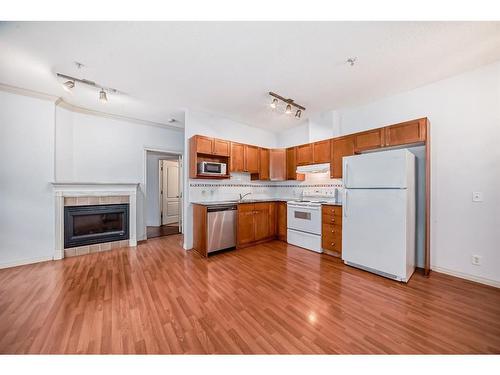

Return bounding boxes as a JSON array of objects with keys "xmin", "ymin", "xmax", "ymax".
[{"xmin": 0, "ymin": 91, "xmax": 56, "ymax": 268}]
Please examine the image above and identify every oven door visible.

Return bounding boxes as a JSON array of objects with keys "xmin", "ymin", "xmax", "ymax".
[{"xmin": 287, "ymin": 203, "xmax": 321, "ymax": 235}]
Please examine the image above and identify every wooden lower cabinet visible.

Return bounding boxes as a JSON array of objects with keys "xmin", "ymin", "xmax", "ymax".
[
  {"xmin": 237, "ymin": 204, "xmax": 256, "ymax": 246},
  {"xmin": 237, "ymin": 202, "xmax": 278, "ymax": 247},
  {"xmin": 192, "ymin": 204, "xmax": 208, "ymax": 257},
  {"xmin": 321, "ymin": 205, "xmax": 342, "ymax": 256},
  {"xmin": 254, "ymin": 203, "xmax": 271, "ymax": 241},
  {"xmin": 277, "ymin": 202, "xmax": 287, "ymax": 241}
]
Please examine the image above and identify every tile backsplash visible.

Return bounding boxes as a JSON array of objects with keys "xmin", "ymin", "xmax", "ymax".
[{"xmin": 189, "ymin": 172, "xmax": 343, "ymax": 202}]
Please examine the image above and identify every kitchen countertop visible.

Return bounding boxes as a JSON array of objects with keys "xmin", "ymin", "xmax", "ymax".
[{"xmin": 191, "ymin": 198, "xmax": 342, "ymax": 206}]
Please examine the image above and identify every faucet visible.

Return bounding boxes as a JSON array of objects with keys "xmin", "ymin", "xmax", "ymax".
[{"xmin": 239, "ymin": 192, "xmax": 252, "ymax": 201}]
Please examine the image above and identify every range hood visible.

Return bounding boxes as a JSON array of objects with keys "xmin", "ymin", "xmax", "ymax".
[{"xmin": 296, "ymin": 163, "xmax": 330, "ymax": 174}]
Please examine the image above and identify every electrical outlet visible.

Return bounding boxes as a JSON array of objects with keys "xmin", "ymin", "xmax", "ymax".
[
  {"xmin": 472, "ymin": 192, "xmax": 483, "ymax": 202},
  {"xmin": 471, "ymin": 255, "xmax": 482, "ymax": 266}
]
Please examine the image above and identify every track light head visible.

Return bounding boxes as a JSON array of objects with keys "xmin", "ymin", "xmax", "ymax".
[
  {"xmin": 62, "ymin": 80, "xmax": 75, "ymax": 92},
  {"xmin": 99, "ymin": 89, "xmax": 108, "ymax": 103},
  {"xmin": 295, "ymin": 109, "xmax": 302, "ymax": 119},
  {"xmin": 270, "ymin": 98, "xmax": 278, "ymax": 109},
  {"xmin": 285, "ymin": 104, "xmax": 292, "ymax": 115}
]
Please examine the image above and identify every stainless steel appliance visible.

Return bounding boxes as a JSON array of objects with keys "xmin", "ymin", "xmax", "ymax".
[
  {"xmin": 207, "ymin": 204, "xmax": 237, "ymax": 253},
  {"xmin": 197, "ymin": 161, "xmax": 227, "ymax": 176}
]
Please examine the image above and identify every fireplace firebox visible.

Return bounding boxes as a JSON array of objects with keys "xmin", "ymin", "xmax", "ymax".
[{"xmin": 64, "ymin": 204, "xmax": 129, "ymax": 248}]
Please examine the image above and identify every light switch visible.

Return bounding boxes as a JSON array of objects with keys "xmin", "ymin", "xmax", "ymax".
[{"xmin": 472, "ymin": 192, "xmax": 483, "ymax": 202}]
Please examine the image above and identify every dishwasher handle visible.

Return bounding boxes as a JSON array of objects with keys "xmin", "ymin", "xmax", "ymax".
[{"xmin": 207, "ymin": 205, "xmax": 237, "ymax": 212}]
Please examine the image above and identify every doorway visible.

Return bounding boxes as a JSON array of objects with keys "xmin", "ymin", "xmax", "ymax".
[{"xmin": 145, "ymin": 150, "xmax": 183, "ymax": 240}]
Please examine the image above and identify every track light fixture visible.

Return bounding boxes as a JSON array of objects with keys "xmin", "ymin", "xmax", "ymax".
[
  {"xmin": 268, "ymin": 92, "xmax": 305, "ymax": 119},
  {"xmin": 56, "ymin": 72, "xmax": 119, "ymax": 103}
]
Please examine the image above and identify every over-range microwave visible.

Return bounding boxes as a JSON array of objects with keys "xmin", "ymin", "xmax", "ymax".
[{"xmin": 197, "ymin": 161, "xmax": 227, "ymax": 175}]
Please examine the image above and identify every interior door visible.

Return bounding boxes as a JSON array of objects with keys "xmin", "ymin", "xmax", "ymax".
[{"xmin": 161, "ymin": 160, "xmax": 180, "ymax": 225}]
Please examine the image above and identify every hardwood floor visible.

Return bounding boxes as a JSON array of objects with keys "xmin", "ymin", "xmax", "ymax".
[
  {"xmin": 147, "ymin": 224, "xmax": 180, "ymax": 239},
  {"xmin": 0, "ymin": 234, "xmax": 499, "ymax": 354}
]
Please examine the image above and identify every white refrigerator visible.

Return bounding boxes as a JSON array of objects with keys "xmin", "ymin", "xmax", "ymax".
[{"xmin": 342, "ymin": 149, "xmax": 416, "ymax": 282}]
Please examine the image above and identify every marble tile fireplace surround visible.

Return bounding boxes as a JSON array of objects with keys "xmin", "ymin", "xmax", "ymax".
[{"xmin": 52, "ymin": 183, "xmax": 139, "ymax": 259}]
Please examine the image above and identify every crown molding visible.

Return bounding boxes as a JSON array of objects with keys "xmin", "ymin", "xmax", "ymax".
[
  {"xmin": 0, "ymin": 82, "xmax": 184, "ymax": 132},
  {"xmin": 0, "ymin": 82, "xmax": 59, "ymax": 102},
  {"xmin": 56, "ymin": 100, "xmax": 184, "ymax": 132}
]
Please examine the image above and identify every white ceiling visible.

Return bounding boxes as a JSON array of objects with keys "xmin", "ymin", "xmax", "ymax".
[{"xmin": 1, "ymin": 21, "xmax": 500, "ymax": 132}]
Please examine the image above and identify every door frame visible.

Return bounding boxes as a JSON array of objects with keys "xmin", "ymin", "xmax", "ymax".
[
  {"xmin": 159, "ymin": 158, "xmax": 181, "ymax": 226},
  {"xmin": 143, "ymin": 147, "xmax": 183, "ymax": 241}
]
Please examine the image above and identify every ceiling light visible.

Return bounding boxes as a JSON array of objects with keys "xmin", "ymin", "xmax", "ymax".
[
  {"xmin": 62, "ymin": 80, "xmax": 75, "ymax": 91},
  {"xmin": 56, "ymin": 72, "xmax": 120, "ymax": 104},
  {"xmin": 99, "ymin": 89, "xmax": 108, "ymax": 103},
  {"xmin": 268, "ymin": 92, "xmax": 305, "ymax": 119}
]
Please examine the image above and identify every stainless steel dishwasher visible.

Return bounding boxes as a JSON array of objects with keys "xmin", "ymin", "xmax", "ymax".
[{"xmin": 207, "ymin": 204, "xmax": 237, "ymax": 253}]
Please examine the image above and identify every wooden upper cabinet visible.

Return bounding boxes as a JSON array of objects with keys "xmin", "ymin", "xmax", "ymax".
[
  {"xmin": 213, "ymin": 139, "xmax": 230, "ymax": 156},
  {"xmin": 286, "ymin": 147, "xmax": 297, "ymax": 180},
  {"xmin": 331, "ymin": 136, "xmax": 355, "ymax": 179},
  {"xmin": 286, "ymin": 147, "xmax": 305, "ymax": 181},
  {"xmin": 269, "ymin": 149, "xmax": 286, "ymax": 181},
  {"xmin": 230, "ymin": 142, "xmax": 245, "ymax": 172},
  {"xmin": 259, "ymin": 148, "xmax": 270, "ymax": 180},
  {"xmin": 245, "ymin": 145, "xmax": 260, "ymax": 173},
  {"xmin": 354, "ymin": 128, "xmax": 385, "ymax": 152},
  {"xmin": 194, "ymin": 135, "xmax": 214, "ymax": 154},
  {"xmin": 385, "ymin": 118, "xmax": 427, "ymax": 147},
  {"xmin": 313, "ymin": 139, "xmax": 331, "ymax": 163},
  {"xmin": 296, "ymin": 143, "xmax": 313, "ymax": 165}
]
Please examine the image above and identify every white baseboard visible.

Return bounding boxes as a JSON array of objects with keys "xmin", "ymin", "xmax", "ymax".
[
  {"xmin": 432, "ymin": 266, "xmax": 500, "ymax": 288},
  {"xmin": 0, "ymin": 255, "xmax": 54, "ymax": 270}
]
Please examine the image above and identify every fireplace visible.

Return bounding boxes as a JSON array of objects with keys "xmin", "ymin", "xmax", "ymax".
[{"xmin": 64, "ymin": 204, "xmax": 129, "ymax": 248}]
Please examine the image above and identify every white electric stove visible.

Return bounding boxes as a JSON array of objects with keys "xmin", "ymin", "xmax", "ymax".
[{"xmin": 286, "ymin": 189, "xmax": 338, "ymax": 253}]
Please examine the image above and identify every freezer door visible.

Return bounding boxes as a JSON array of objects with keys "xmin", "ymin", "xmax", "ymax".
[
  {"xmin": 342, "ymin": 188, "xmax": 412, "ymax": 280},
  {"xmin": 343, "ymin": 149, "xmax": 414, "ymax": 189}
]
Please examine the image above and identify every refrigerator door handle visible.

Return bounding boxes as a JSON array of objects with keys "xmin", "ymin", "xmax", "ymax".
[
  {"xmin": 344, "ymin": 190, "xmax": 348, "ymax": 217},
  {"xmin": 345, "ymin": 163, "xmax": 349, "ymax": 187}
]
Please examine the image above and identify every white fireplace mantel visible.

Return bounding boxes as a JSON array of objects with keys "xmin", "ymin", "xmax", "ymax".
[{"xmin": 52, "ymin": 182, "xmax": 139, "ymax": 260}]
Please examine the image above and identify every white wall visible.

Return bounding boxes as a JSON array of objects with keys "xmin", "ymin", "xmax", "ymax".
[
  {"xmin": 55, "ymin": 107, "xmax": 184, "ymax": 241},
  {"xmin": 335, "ymin": 61, "xmax": 500, "ymax": 285},
  {"xmin": 0, "ymin": 91, "xmax": 56, "ymax": 268}
]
